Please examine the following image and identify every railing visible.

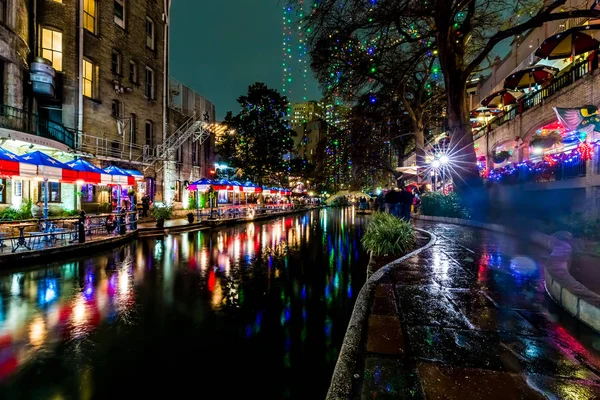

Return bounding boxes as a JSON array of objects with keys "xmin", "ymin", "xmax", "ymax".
[
  {"xmin": 479, "ymin": 60, "xmax": 592, "ymax": 138},
  {"xmin": 0, "ymin": 212, "xmax": 138, "ymax": 253},
  {"xmin": 0, "ymin": 104, "xmax": 76, "ymax": 148},
  {"xmin": 78, "ymin": 132, "xmax": 147, "ymax": 163},
  {"xmin": 491, "ymin": 160, "xmax": 587, "ymax": 185}
]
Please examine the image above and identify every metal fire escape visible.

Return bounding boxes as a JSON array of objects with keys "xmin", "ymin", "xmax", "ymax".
[{"xmin": 144, "ymin": 112, "xmax": 212, "ymax": 172}]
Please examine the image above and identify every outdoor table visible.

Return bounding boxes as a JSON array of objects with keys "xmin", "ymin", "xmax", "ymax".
[{"xmin": 10, "ymin": 222, "xmax": 38, "ymax": 252}]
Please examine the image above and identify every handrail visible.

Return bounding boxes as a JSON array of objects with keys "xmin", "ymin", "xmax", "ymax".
[
  {"xmin": 480, "ymin": 60, "xmax": 592, "ymax": 137},
  {"xmin": 0, "ymin": 104, "xmax": 78, "ymax": 149}
]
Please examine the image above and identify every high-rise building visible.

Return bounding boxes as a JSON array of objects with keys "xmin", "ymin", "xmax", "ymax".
[{"xmin": 290, "ymin": 101, "xmax": 324, "ymax": 129}]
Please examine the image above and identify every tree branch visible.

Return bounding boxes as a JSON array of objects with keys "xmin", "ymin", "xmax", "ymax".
[{"xmin": 464, "ymin": 3, "xmax": 600, "ymax": 80}]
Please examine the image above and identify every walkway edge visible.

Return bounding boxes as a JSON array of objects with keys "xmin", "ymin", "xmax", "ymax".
[
  {"xmin": 0, "ymin": 231, "xmax": 138, "ymax": 267},
  {"xmin": 414, "ymin": 214, "xmax": 600, "ymax": 333},
  {"xmin": 326, "ymin": 228, "xmax": 436, "ymax": 400}
]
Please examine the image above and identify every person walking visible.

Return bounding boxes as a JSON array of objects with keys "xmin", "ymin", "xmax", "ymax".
[
  {"xmin": 399, "ymin": 186, "xmax": 414, "ymax": 221},
  {"xmin": 384, "ymin": 188, "xmax": 396, "ymax": 214},
  {"xmin": 141, "ymin": 194, "xmax": 150, "ymax": 217}
]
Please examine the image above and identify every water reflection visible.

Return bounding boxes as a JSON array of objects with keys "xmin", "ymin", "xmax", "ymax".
[{"xmin": 0, "ymin": 209, "xmax": 368, "ymax": 399}]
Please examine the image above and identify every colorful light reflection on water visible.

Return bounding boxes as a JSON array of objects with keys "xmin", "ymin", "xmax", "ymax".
[{"xmin": 0, "ymin": 208, "xmax": 368, "ymax": 399}]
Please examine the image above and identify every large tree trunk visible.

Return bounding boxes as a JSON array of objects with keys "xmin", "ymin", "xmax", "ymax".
[{"xmin": 412, "ymin": 119, "xmax": 426, "ymax": 167}]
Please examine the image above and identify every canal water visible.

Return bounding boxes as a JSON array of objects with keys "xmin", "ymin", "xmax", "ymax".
[{"xmin": 0, "ymin": 208, "xmax": 369, "ymax": 399}]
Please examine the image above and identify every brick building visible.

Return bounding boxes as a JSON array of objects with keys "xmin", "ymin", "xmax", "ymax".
[{"xmin": 0, "ymin": 0, "xmax": 215, "ymax": 212}]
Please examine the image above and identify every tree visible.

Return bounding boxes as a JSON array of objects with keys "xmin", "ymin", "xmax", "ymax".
[
  {"xmin": 310, "ymin": 32, "xmax": 445, "ymax": 165},
  {"xmin": 302, "ymin": 0, "xmax": 600, "ymax": 192},
  {"xmin": 216, "ymin": 83, "xmax": 295, "ymax": 186}
]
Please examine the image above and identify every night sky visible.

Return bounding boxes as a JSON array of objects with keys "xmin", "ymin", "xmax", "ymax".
[{"xmin": 170, "ymin": 0, "xmax": 322, "ymax": 120}]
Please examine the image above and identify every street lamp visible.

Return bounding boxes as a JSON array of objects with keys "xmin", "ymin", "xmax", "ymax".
[
  {"xmin": 439, "ymin": 154, "xmax": 449, "ymax": 165},
  {"xmin": 431, "ymin": 159, "xmax": 441, "ymax": 169}
]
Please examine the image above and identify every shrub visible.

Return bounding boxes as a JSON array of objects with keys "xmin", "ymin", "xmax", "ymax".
[
  {"xmin": 0, "ymin": 198, "xmax": 34, "ymax": 220},
  {"xmin": 420, "ymin": 192, "xmax": 471, "ymax": 219},
  {"xmin": 187, "ymin": 194, "xmax": 196, "ymax": 210},
  {"xmin": 361, "ymin": 212, "xmax": 416, "ymax": 257},
  {"xmin": 332, "ymin": 196, "xmax": 349, "ymax": 207},
  {"xmin": 152, "ymin": 203, "xmax": 174, "ymax": 220}
]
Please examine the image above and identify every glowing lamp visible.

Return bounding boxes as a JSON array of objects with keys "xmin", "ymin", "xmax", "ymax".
[
  {"xmin": 431, "ymin": 160, "xmax": 441, "ymax": 169},
  {"xmin": 439, "ymin": 155, "xmax": 449, "ymax": 165}
]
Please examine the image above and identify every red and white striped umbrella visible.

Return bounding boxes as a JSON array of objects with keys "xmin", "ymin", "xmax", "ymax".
[
  {"xmin": 0, "ymin": 147, "xmax": 22, "ymax": 177},
  {"xmin": 65, "ymin": 159, "xmax": 112, "ymax": 184},
  {"xmin": 18, "ymin": 151, "xmax": 78, "ymax": 182}
]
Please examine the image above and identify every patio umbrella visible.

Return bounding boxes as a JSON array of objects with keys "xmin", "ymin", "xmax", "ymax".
[
  {"xmin": 213, "ymin": 179, "xmax": 234, "ymax": 191},
  {"xmin": 480, "ymin": 89, "xmax": 522, "ymax": 108},
  {"xmin": 535, "ymin": 24, "xmax": 600, "ymax": 60},
  {"xmin": 503, "ymin": 65, "xmax": 559, "ymax": 90},
  {"xmin": 103, "ymin": 165, "xmax": 135, "ymax": 186},
  {"xmin": 66, "ymin": 159, "xmax": 112, "ymax": 184},
  {"xmin": 124, "ymin": 169, "xmax": 144, "ymax": 181},
  {"xmin": 242, "ymin": 181, "xmax": 261, "ymax": 193},
  {"xmin": 18, "ymin": 151, "xmax": 78, "ymax": 218},
  {"xmin": 0, "ymin": 147, "xmax": 21, "ymax": 177},
  {"xmin": 469, "ymin": 107, "xmax": 502, "ymax": 118},
  {"xmin": 187, "ymin": 178, "xmax": 213, "ymax": 191}
]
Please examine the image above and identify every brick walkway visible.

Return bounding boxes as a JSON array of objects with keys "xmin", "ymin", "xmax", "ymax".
[{"xmin": 357, "ymin": 222, "xmax": 600, "ymax": 399}]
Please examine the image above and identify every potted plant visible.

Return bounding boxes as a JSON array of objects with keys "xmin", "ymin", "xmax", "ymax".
[
  {"xmin": 152, "ymin": 203, "xmax": 173, "ymax": 228},
  {"xmin": 187, "ymin": 212, "xmax": 195, "ymax": 223}
]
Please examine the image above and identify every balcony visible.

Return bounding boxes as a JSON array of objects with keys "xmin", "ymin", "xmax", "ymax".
[
  {"xmin": 475, "ymin": 60, "xmax": 592, "ymax": 139},
  {"xmin": 0, "ymin": 104, "xmax": 76, "ymax": 149}
]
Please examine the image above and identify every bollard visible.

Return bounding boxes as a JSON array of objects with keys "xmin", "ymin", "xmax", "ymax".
[{"xmin": 78, "ymin": 211, "xmax": 86, "ymax": 243}]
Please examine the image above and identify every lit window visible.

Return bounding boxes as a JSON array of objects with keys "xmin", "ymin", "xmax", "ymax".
[
  {"xmin": 145, "ymin": 67, "xmax": 155, "ymax": 99},
  {"xmin": 39, "ymin": 182, "xmax": 61, "ymax": 203},
  {"xmin": 111, "ymin": 50, "xmax": 122, "ymax": 75},
  {"xmin": 41, "ymin": 28, "xmax": 63, "ymax": 71},
  {"xmin": 82, "ymin": 59, "xmax": 94, "ymax": 98},
  {"xmin": 129, "ymin": 60, "xmax": 137, "ymax": 83},
  {"xmin": 114, "ymin": 0, "xmax": 125, "ymax": 28},
  {"xmin": 146, "ymin": 17, "xmax": 155, "ymax": 50},
  {"xmin": 83, "ymin": 0, "xmax": 96, "ymax": 33}
]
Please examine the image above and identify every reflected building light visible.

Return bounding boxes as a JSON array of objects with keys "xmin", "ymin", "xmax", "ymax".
[
  {"xmin": 233, "ymin": 237, "xmax": 241, "ymax": 262},
  {"xmin": 10, "ymin": 274, "xmax": 21, "ymax": 296},
  {"xmin": 200, "ymin": 249, "xmax": 209, "ymax": 271},
  {"xmin": 153, "ymin": 241, "xmax": 163, "ymax": 260},
  {"xmin": 217, "ymin": 234, "xmax": 224, "ymax": 253},
  {"xmin": 72, "ymin": 297, "xmax": 87, "ymax": 326},
  {"xmin": 29, "ymin": 317, "xmax": 46, "ymax": 347},
  {"xmin": 212, "ymin": 279, "xmax": 223, "ymax": 309},
  {"xmin": 118, "ymin": 269, "xmax": 129, "ymax": 296},
  {"xmin": 247, "ymin": 223, "xmax": 255, "ymax": 238}
]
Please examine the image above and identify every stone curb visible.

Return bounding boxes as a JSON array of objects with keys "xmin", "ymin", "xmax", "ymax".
[
  {"xmin": 326, "ymin": 228, "xmax": 437, "ymax": 400},
  {"xmin": 414, "ymin": 214, "xmax": 600, "ymax": 333}
]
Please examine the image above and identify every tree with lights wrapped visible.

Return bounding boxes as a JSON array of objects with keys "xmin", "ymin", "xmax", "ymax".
[
  {"xmin": 310, "ymin": 32, "xmax": 445, "ymax": 166},
  {"xmin": 217, "ymin": 83, "xmax": 295, "ymax": 186},
  {"xmin": 300, "ymin": 0, "xmax": 600, "ymax": 195}
]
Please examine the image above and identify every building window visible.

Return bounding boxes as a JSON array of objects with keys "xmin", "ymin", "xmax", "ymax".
[
  {"xmin": 39, "ymin": 182, "xmax": 61, "ymax": 203},
  {"xmin": 145, "ymin": 120, "xmax": 153, "ymax": 147},
  {"xmin": 146, "ymin": 17, "xmax": 155, "ymax": 50},
  {"xmin": 0, "ymin": 0, "xmax": 6, "ymax": 25},
  {"xmin": 41, "ymin": 28, "xmax": 63, "ymax": 71},
  {"xmin": 111, "ymin": 50, "xmax": 122, "ymax": 75},
  {"xmin": 83, "ymin": 0, "xmax": 96, "ymax": 33},
  {"xmin": 145, "ymin": 67, "xmax": 155, "ymax": 99},
  {"xmin": 129, "ymin": 60, "xmax": 137, "ymax": 83},
  {"xmin": 14, "ymin": 180, "xmax": 22, "ymax": 197},
  {"xmin": 114, "ymin": 0, "xmax": 125, "ymax": 28},
  {"xmin": 130, "ymin": 114, "xmax": 137, "ymax": 143},
  {"xmin": 111, "ymin": 99, "xmax": 122, "ymax": 118},
  {"xmin": 82, "ymin": 59, "xmax": 95, "ymax": 98}
]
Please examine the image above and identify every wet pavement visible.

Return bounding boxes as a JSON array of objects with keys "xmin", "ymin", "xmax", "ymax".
[
  {"xmin": 360, "ymin": 222, "xmax": 600, "ymax": 399},
  {"xmin": 0, "ymin": 208, "xmax": 369, "ymax": 399}
]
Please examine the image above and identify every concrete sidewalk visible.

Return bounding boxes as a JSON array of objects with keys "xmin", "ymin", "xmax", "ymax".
[{"xmin": 343, "ymin": 222, "xmax": 600, "ymax": 399}]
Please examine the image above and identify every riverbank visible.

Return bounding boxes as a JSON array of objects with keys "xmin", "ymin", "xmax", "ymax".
[
  {"xmin": 0, "ymin": 206, "xmax": 324, "ymax": 267},
  {"xmin": 329, "ymin": 219, "xmax": 600, "ymax": 399}
]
